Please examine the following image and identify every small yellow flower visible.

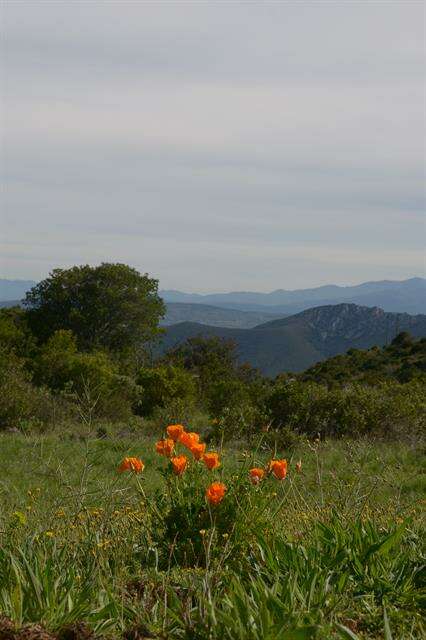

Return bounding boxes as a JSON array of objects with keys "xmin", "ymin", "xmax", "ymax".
[
  {"xmin": 97, "ymin": 539, "xmax": 112, "ymax": 549},
  {"xmin": 12, "ymin": 511, "xmax": 27, "ymax": 526},
  {"xmin": 45, "ymin": 531, "xmax": 55, "ymax": 538}
]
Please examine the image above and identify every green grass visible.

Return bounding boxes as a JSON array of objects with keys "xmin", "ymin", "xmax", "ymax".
[{"xmin": 0, "ymin": 430, "xmax": 425, "ymax": 639}]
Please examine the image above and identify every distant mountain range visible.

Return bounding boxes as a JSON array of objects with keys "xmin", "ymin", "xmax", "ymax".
[
  {"xmin": 1, "ymin": 277, "xmax": 425, "ymax": 316},
  {"xmin": 0, "ymin": 279, "xmax": 36, "ymax": 301},
  {"xmin": 159, "ymin": 304, "xmax": 426, "ymax": 376},
  {"xmin": 161, "ymin": 277, "xmax": 426, "ymax": 315},
  {"xmin": 161, "ymin": 303, "xmax": 282, "ymax": 329}
]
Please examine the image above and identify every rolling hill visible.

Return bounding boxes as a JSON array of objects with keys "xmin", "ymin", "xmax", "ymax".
[
  {"xmin": 160, "ymin": 277, "xmax": 426, "ymax": 315},
  {"xmin": 159, "ymin": 304, "xmax": 426, "ymax": 376},
  {"xmin": 301, "ymin": 332, "xmax": 426, "ymax": 384},
  {"xmin": 0, "ymin": 297, "xmax": 284, "ymax": 329},
  {"xmin": 161, "ymin": 302, "xmax": 282, "ymax": 329}
]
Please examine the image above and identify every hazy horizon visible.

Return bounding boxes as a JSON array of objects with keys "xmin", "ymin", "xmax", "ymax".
[
  {"xmin": 2, "ymin": 1, "xmax": 425, "ymax": 290},
  {"xmin": 0, "ymin": 273, "xmax": 424, "ymax": 297}
]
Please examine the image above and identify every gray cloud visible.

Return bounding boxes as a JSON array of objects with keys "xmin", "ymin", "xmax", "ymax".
[{"xmin": 1, "ymin": 0, "xmax": 425, "ymax": 291}]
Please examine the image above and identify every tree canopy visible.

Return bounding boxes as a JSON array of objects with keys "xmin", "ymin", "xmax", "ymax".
[{"xmin": 24, "ymin": 263, "xmax": 165, "ymax": 353}]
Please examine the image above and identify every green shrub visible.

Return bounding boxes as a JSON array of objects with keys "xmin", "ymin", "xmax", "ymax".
[
  {"xmin": 136, "ymin": 364, "xmax": 196, "ymax": 418},
  {"xmin": 0, "ymin": 349, "xmax": 64, "ymax": 429},
  {"xmin": 207, "ymin": 377, "xmax": 251, "ymax": 417},
  {"xmin": 0, "ymin": 307, "xmax": 36, "ymax": 360},
  {"xmin": 207, "ymin": 401, "xmax": 261, "ymax": 444},
  {"xmin": 34, "ymin": 330, "xmax": 138, "ymax": 421},
  {"xmin": 265, "ymin": 381, "xmax": 329, "ymax": 436},
  {"xmin": 264, "ymin": 379, "xmax": 426, "ymax": 438}
]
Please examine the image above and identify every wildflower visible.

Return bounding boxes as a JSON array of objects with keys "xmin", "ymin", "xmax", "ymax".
[
  {"xmin": 155, "ymin": 438, "xmax": 175, "ymax": 457},
  {"xmin": 179, "ymin": 431, "xmax": 200, "ymax": 449},
  {"xmin": 166, "ymin": 424, "xmax": 185, "ymax": 441},
  {"xmin": 97, "ymin": 539, "xmax": 112, "ymax": 549},
  {"xmin": 295, "ymin": 460, "xmax": 302, "ymax": 473},
  {"xmin": 190, "ymin": 442, "xmax": 206, "ymax": 460},
  {"xmin": 203, "ymin": 452, "xmax": 221, "ymax": 470},
  {"xmin": 118, "ymin": 457, "xmax": 144, "ymax": 473},
  {"xmin": 171, "ymin": 455, "xmax": 188, "ymax": 476},
  {"xmin": 249, "ymin": 467, "xmax": 265, "ymax": 484},
  {"xmin": 45, "ymin": 531, "xmax": 55, "ymax": 538},
  {"xmin": 206, "ymin": 482, "xmax": 226, "ymax": 505},
  {"xmin": 12, "ymin": 511, "xmax": 27, "ymax": 526},
  {"xmin": 270, "ymin": 459, "xmax": 288, "ymax": 480}
]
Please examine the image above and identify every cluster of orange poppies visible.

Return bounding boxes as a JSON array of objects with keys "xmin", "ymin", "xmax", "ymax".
[
  {"xmin": 155, "ymin": 424, "xmax": 225, "ymax": 504},
  {"xmin": 155, "ymin": 424, "xmax": 220, "ymax": 475},
  {"xmin": 119, "ymin": 425, "xmax": 302, "ymax": 506}
]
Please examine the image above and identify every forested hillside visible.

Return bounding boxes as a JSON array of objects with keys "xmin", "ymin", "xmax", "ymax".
[
  {"xmin": 160, "ymin": 304, "xmax": 426, "ymax": 375},
  {"xmin": 301, "ymin": 332, "xmax": 426, "ymax": 384}
]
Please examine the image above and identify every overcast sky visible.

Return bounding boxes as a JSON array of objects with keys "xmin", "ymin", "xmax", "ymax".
[{"xmin": 1, "ymin": 1, "xmax": 425, "ymax": 292}]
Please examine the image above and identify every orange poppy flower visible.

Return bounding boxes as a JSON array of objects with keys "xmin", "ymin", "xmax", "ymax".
[
  {"xmin": 166, "ymin": 424, "xmax": 185, "ymax": 441},
  {"xmin": 155, "ymin": 438, "xmax": 175, "ymax": 457},
  {"xmin": 295, "ymin": 460, "xmax": 302, "ymax": 473},
  {"xmin": 179, "ymin": 431, "xmax": 200, "ymax": 449},
  {"xmin": 203, "ymin": 452, "xmax": 220, "ymax": 470},
  {"xmin": 171, "ymin": 455, "xmax": 188, "ymax": 476},
  {"xmin": 270, "ymin": 459, "xmax": 288, "ymax": 480},
  {"xmin": 206, "ymin": 482, "xmax": 226, "ymax": 505},
  {"xmin": 118, "ymin": 457, "xmax": 144, "ymax": 473},
  {"xmin": 249, "ymin": 467, "xmax": 265, "ymax": 484},
  {"xmin": 190, "ymin": 442, "xmax": 206, "ymax": 460}
]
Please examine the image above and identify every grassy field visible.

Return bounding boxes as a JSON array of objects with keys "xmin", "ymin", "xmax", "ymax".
[{"xmin": 0, "ymin": 429, "xmax": 425, "ymax": 639}]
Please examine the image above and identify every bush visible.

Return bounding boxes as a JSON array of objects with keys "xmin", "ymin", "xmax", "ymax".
[
  {"xmin": 0, "ymin": 307, "xmax": 36, "ymax": 359},
  {"xmin": 0, "ymin": 349, "xmax": 66, "ymax": 429},
  {"xmin": 265, "ymin": 381, "xmax": 329, "ymax": 435},
  {"xmin": 264, "ymin": 379, "xmax": 426, "ymax": 439},
  {"xmin": 136, "ymin": 365, "xmax": 196, "ymax": 418},
  {"xmin": 207, "ymin": 377, "xmax": 251, "ymax": 418},
  {"xmin": 207, "ymin": 401, "xmax": 261, "ymax": 444},
  {"xmin": 34, "ymin": 330, "xmax": 138, "ymax": 421}
]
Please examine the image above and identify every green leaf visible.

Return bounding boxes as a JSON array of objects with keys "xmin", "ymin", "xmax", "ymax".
[
  {"xmin": 364, "ymin": 525, "xmax": 404, "ymax": 560},
  {"xmin": 335, "ymin": 623, "xmax": 360, "ymax": 639},
  {"xmin": 383, "ymin": 606, "xmax": 393, "ymax": 640},
  {"xmin": 277, "ymin": 626, "xmax": 320, "ymax": 639}
]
